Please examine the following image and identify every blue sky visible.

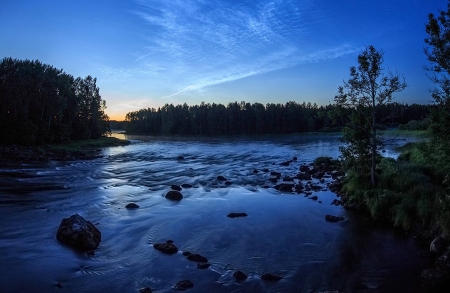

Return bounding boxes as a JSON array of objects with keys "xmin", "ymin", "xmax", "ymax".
[{"xmin": 0, "ymin": 0, "xmax": 446, "ymax": 120}]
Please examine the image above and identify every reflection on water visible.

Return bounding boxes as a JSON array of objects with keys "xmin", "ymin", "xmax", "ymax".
[{"xmin": 0, "ymin": 134, "xmax": 428, "ymax": 292}]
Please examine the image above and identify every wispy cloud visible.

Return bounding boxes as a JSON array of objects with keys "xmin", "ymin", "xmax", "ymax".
[{"xmin": 101, "ymin": 0, "xmax": 358, "ymax": 99}]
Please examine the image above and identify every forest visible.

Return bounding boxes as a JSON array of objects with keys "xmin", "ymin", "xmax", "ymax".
[
  {"xmin": 123, "ymin": 101, "xmax": 432, "ymax": 135},
  {"xmin": 0, "ymin": 57, "xmax": 110, "ymax": 145}
]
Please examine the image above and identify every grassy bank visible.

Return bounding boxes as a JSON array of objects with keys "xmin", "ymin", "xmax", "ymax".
[
  {"xmin": 340, "ymin": 140, "xmax": 450, "ymax": 240},
  {"xmin": 49, "ymin": 136, "xmax": 130, "ymax": 152}
]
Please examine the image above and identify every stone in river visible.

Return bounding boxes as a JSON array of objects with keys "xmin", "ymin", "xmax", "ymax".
[
  {"xmin": 325, "ymin": 215, "xmax": 345, "ymax": 222},
  {"xmin": 139, "ymin": 287, "xmax": 152, "ymax": 293},
  {"xmin": 233, "ymin": 270, "xmax": 248, "ymax": 281},
  {"xmin": 153, "ymin": 242, "xmax": 178, "ymax": 254},
  {"xmin": 181, "ymin": 183, "xmax": 193, "ymax": 188},
  {"xmin": 186, "ymin": 253, "xmax": 208, "ymax": 263},
  {"xmin": 174, "ymin": 280, "xmax": 193, "ymax": 291},
  {"xmin": 165, "ymin": 190, "xmax": 183, "ymax": 201},
  {"xmin": 171, "ymin": 185, "xmax": 182, "ymax": 191},
  {"xmin": 227, "ymin": 212, "xmax": 248, "ymax": 218},
  {"xmin": 125, "ymin": 203, "xmax": 139, "ymax": 209},
  {"xmin": 261, "ymin": 273, "xmax": 282, "ymax": 281},
  {"xmin": 197, "ymin": 262, "xmax": 210, "ymax": 269},
  {"xmin": 217, "ymin": 175, "xmax": 227, "ymax": 181},
  {"xmin": 56, "ymin": 214, "xmax": 101, "ymax": 251}
]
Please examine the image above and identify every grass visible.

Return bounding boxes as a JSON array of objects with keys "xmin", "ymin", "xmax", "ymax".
[
  {"xmin": 381, "ymin": 129, "xmax": 431, "ymax": 138},
  {"xmin": 50, "ymin": 136, "xmax": 130, "ymax": 152}
]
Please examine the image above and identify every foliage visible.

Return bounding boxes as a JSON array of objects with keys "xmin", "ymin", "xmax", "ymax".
[
  {"xmin": 334, "ymin": 45, "xmax": 407, "ymax": 187},
  {"xmin": 50, "ymin": 137, "xmax": 130, "ymax": 152},
  {"xmin": 0, "ymin": 58, "xmax": 110, "ymax": 145},
  {"xmin": 397, "ymin": 118, "xmax": 431, "ymax": 130}
]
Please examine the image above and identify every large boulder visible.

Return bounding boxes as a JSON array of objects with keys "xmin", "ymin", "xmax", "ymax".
[
  {"xmin": 430, "ymin": 236, "xmax": 447, "ymax": 255},
  {"xmin": 154, "ymin": 241, "xmax": 178, "ymax": 254},
  {"xmin": 175, "ymin": 280, "xmax": 193, "ymax": 291},
  {"xmin": 56, "ymin": 214, "xmax": 101, "ymax": 250},
  {"xmin": 186, "ymin": 253, "xmax": 208, "ymax": 262}
]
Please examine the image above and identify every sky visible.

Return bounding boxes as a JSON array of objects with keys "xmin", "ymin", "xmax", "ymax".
[{"xmin": 0, "ymin": 0, "xmax": 447, "ymax": 120}]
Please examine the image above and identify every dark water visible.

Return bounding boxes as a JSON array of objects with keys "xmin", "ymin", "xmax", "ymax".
[{"xmin": 0, "ymin": 134, "xmax": 429, "ymax": 293}]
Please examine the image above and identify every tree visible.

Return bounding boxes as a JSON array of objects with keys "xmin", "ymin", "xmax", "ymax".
[{"xmin": 334, "ymin": 46, "xmax": 407, "ymax": 187}]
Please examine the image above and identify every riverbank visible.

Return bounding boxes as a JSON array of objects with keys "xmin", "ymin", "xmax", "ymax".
[{"xmin": 0, "ymin": 137, "xmax": 130, "ymax": 163}]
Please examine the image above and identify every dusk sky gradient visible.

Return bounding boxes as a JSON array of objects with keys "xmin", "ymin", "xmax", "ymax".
[{"xmin": 0, "ymin": 0, "xmax": 447, "ymax": 120}]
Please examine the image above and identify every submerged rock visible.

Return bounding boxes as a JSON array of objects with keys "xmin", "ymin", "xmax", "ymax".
[
  {"xmin": 310, "ymin": 195, "xmax": 318, "ymax": 201},
  {"xmin": 139, "ymin": 287, "xmax": 152, "ymax": 293},
  {"xmin": 56, "ymin": 214, "xmax": 101, "ymax": 251},
  {"xmin": 274, "ymin": 183, "xmax": 294, "ymax": 192},
  {"xmin": 325, "ymin": 215, "xmax": 345, "ymax": 222},
  {"xmin": 234, "ymin": 270, "xmax": 248, "ymax": 281},
  {"xmin": 175, "ymin": 280, "xmax": 193, "ymax": 291},
  {"xmin": 165, "ymin": 190, "xmax": 183, "ymax": 201},
  {"xmin": 182, "ymin": 251, "xmax": 192, "ymax": 256},
  {"xmin": 187, "ymin": 253, "xmax": 208, "ymax": 263},
  {"xmin": 261, "ymin": 273, "xmax": 282, "ymax": 281},
  {"xmin": 125, "ymin": 203, "xmax": 139, "ymax": 209},
  {"xmin": 153, "ymin": 242, "xmax": 178, "ymax": 254},
  {"xmin": 181, "ymin": 183, "xmax": 193, "ymax": 188},
  {"xmin": 197, "ymin": 262, "xmax": 210, "ymax": 269},
  {"xmin": 227, "ymin": 212, "xmax": 248, "ymax": 218},
  {"xmin": 171, "ymin": 185, "xmax": 182, "ymax": 191},
  {"xmin": 217, "ymin": 175, "xmax": 227, "ymax": 181},
  {"xmin": 270, "ymin": 171, "xmax": 281, "ymax": 178}
]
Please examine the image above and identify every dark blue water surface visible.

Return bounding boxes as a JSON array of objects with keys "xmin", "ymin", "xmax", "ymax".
[{"xmin": 0, "ymin": 134, "xmax": 429, "ymax": 293}]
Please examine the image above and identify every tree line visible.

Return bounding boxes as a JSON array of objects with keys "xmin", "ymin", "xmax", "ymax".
[
  {"xmin": 123, "ymin": 101, "xmax": 432, "ymax": 136},
  {"xmin": 0, "ymin": 58, "xmax": 110, "ymax": 145}
]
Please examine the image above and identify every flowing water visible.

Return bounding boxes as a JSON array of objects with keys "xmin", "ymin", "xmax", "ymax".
[{"xmin": 0, "ymin": 134, "xmax": 430, "ymax": 293}]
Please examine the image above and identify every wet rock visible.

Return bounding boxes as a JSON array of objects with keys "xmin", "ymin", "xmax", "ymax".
[
  {"xmin": 197, "ymin": 262, "xmax": 210, "ymax": 269},
  {"xmin": 310, "ymin": 195, "xmax": 318, "ymax": 201},
  {"xmin": 187, "ymin": 253, "xmax": 208, "ymax": 263},
  {"xmin": 56, "ymin": 214, "xmax": 101, "ymax": 251},
  {"xmin": 270, "ymin": 171, "xmax": 281, "ymax": 178},
  {"xmin": 225, "ymin": 181, "xmax": 232, "ymax": 186},
  {"xmin": 296, "ymin": 173, "xmax": 312, "ymax": 180},
  {"xmin": 331, "ymin": 199, "xmax": 342, "ymax": 206},
  {"xmin": 55, "ymin": 282, "xmax": 63, "ymax": 288},
  {"xmin": 154, "ymin": 242, "xmax": 178, "ymax": 254},
  {"xmin": 299, "ymin": 165, "xmax": 309, "ymax": 172},
  {"xmin": 125, "ymin": 203, "xmax": 139, "ymax": 209},
  {"xmin": 171, "ymin": 185, "xmax": 182, "ymax": 191},
  {"xmin": 292, "ymin": 156, "xmax": 298, "ymax": 161},
  {"xmin": 329, "ymin": 181, "xmax": 343, "ymax": 192},
  {"xmin": 430, "ymin": 236, "xmax": 447, "ymax": 255},
  {"xmin": 261, "ymin": 273, "xmax": 282, "ymax": 281},
  {"xmin": 166, "ymin": 239, "xmax": 174, "ymax": 243},
  {"xmin": 280, "ymin": 161, "xmax": 290, "ymax": 166},
  {"xmin": 311, "ymin": 185, "xmax": 322, "ymax": 191},
  {"xmin": 234, "ymin": 270, "xmax": 248, "ymax": 281},
  {"xmin": 283, "ymin": 176, "xmax": 294, "ymax": 181},
  {"xmin": 263, "ymin": 168, "xmax": 269, "ymax": 172},
  {"xmin": 165, "ymin": 190, "xmax": 183, "ymax": 201},
  {"xmin": 269, "ymin": 178, "xmax": 278, "ymax": 183},
  {"xmin": 253, "ymin": 169, "xmax": 259, "ymax": 174},
  {"xmin": 174, "ymin": 280, "xmax": 193, "ymax": 291},
  {"xmin": 181, "ymin": 183, "xmax": 193, "ymax": 188},
  {"xmin": 139, "ymin": 287, "xmax": 152, "ymax": 293},
  {"xmin": 227, "ymin": 212, "xmax": 248, "ymax": 218},
  {"xmin": 325, "ymin": 215, "xmax": 345, "ymax": 222},
  {"xmin": 312, "ymin": 172, "xmax": 325, "ymax": 179},
  {"xmin": 274, "ymin": 183, "xmax": 294, "ymax": 192},
  {"xmin": 217, "ymin": 175, "xmax": 227, "ymax": 181},
  {"xmin": 177, "ymin": 155, "xmax": 185, "ymax": 160},
  {"xmin": 294, "ymin": 184, "xmax": 303, "ymax": 193},
  {"xmin": 182, "ymin": 251, "xmax": 192, "ymax": 256}
]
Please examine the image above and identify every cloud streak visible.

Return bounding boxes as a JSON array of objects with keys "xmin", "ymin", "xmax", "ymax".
[{"xmin": 100, "ymin": 0, "xmax": 359, "ymax": 100}]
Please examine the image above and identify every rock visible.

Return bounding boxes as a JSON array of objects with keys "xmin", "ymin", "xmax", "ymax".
[
  {"xmin": 420, "ymin": 268, "xmax": 450, "ymax": 292},
  {"xmin": 329, "ymin": 181, "xmax": 343, "ymax": 192},
  {"xmin": 234, "ymin": 270, "xmax": 248, "ymax": 281},
  {"xmin": 125, "ymin": 203, "xmax": 139, "ymax": 209},
  {"xmin": 430, "ymin": 236, "xmax": 447, "ymax": 255},
  {"xmin": 55, "ymin": 282, "xmax": 63, "ymax": 288},
  {"xmin": 331, "ymin": 199, "xmax": 341, "ymax": 206},
  {"xmin": 225, "ymin": 181, "xmax": 232, "ymax": 186},
  {"xmin": 274, "ymin": 183, "xmax": 294, "ymax": 192},
  {"xmin": 270, "ymin": 171, "xmax": 281, "ymax": 178},
  {"xmin": 217, "ymin": 175, "xmax": 227, "ymax": 181},
  {"xmin": 293, "ymin": 156, "xmax": 298, "ymax": 161},
  {"xmin": 166, "ymin": 239, "xmax": 174, "ymax": 243},
  {"xmin": 263, "ymin": 168, "xmax": 269, "ymax": 172},
  {"xmin": 283, "ymin": 176, "xmax": 294, "ymax": 181},
  {"xmin": 312, "ymin": 172, "xmax": 325, "ymax": 179},
  {"xmin": 227, "ymin": 212, "xmax": 248, "ymax": 218},
  {"xmin": 139, "ymin": 287, "xmax": 152, "ymax": 293},
  {"xmin": 181, "ymin": 183, "xmax": 193, "ymax": 188},
  {"xmin": 296, "ymin": 173, "xmax": 312, "ymax": 180},
  {"xmin": 325, "ymin": 215, "xmax": 345, "ymax": 222},
  {"xmin": 299, "ymin": 165, "xmax": 309, "ymax": 172},
  {"xmin": 174, "ymin": 280, "xmax": 193, "ymax": 291},
  {"xmin": 310, "ymin": 195, "xmax": 318, "ymax": 201},
  {"xmin": 153, "ymin": 242, "xmax": 178, "ymax": 254},
  {"xmin": 261, "ymin": 273, "xmax": 282, "ymax": 281},
  {"xmin": 280, "ymin": 161, "xmax": 290, "ymax": 166},
  {"xmin": 171, "ymin": 185, "xmax": 182, "ymax": 191},
  {"xmin": 187, "ymin": 253, "xmax": 208, "ymax": 263},
  {"xmin": 177, "ymin": 155, "xmax": 185, "ymax": 160},
  {"xmin": 182, "ymin": 251, "xmax": 191, "ymax": 256},
  {"xmin": 165, "ymin": 190, "xmax": 183, "ymax": 201},
  {"xmin": 269, "ymin": 178, "xmax": 278, "ymax": 183},
  {"xmin": 56, "ymin": 214, "xmax": 101, "ymax": 251},
  {"xmin": 253, "ymin": 169, "xmax": 259, "ymax": 174},
  {"xmin": 197, "ymin": 262, "xmax": 210, "ymax": 269}
]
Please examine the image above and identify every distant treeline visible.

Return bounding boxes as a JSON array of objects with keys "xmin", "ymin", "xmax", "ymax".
[
  {"xmin": 124, "ymin": 101, "xmax": 433, "ymax": 135},
  {"xmin": 0, "ymin": 57, "xmax": 110, "ymax": 145}
]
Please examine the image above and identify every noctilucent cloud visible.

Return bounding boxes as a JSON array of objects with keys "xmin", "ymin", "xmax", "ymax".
[{"xmin": 0, "ymin": 0, "xmax": 446, "ymax": 120}]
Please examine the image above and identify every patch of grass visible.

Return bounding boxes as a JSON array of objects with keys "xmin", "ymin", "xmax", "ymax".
[
  {"xmin": 50, "ymin": 137, "xmax": 130, "ymax": 152},
  {"xmin": 382, "ymin": 129, "xmax": 431, "ymax": 138}
]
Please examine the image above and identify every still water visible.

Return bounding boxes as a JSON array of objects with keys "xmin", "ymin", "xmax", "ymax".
[{"xmin": 0, "ymin": 134, "xmax": 429, "ymax": 293}]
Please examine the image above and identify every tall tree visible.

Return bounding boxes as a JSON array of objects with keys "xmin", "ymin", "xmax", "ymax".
[{"xmin": 334, "ymin": 46, "xmax": 407, "ymax": 187}]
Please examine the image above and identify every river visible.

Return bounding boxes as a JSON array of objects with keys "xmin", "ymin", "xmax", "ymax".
[{"xmin": 0, "ymin": 134, "xmax": 430, "ymax": 293}]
